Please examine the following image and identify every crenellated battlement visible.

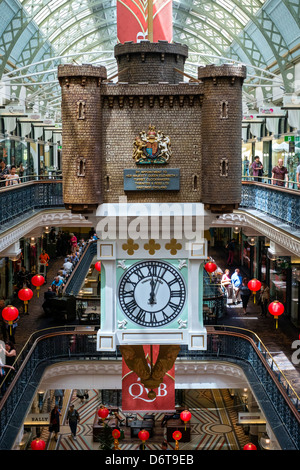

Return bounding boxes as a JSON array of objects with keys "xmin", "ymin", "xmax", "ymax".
[{"xmin": 59, "ymin": 42, "xmax": 246, "ymax": 214}]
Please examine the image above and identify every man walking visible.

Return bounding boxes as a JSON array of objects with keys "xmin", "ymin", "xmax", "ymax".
[
  {"xmin": 67, "ymin": 404, "xmax": 80, "ymax": 440},
  {"xmin": 231, "ymin": 268, "xmax": 242, "ymax": 304}
]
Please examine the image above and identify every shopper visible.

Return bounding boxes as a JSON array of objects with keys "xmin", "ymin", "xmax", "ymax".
[
  {"xmin": 67, "ymin": 404, "xmax": 80, "ymax": 440},
  {"xmin": 226, "ymin": 239, "xmax": 236, "ymax": 266},
  {"xmin": 5, "ymin": 165, "xmax": 20, "ymax": 186},
  {"xmin": 54, "ymin": 389, "xmax": 64, "ymax": 408},
  {"xmin": 49, "ymin": 404, "xmax": 61, "ymax": 441},
  {"xmin": 251, "ymin": 156, "xmax": 263, "ymax": 182},
  {"xmin": 260, "ymin": 281, "xmax": 270, "ymax": 317},
  {"xmin": 221, "ymin": 269, "xmax": 232, "ymax": 302},
  {"xmin": 239, "ymin": 278, "xmax": 251, "ymax": 314},
  {"xmin": 231, "ymin": 268, "xmax": 242, "ymax": 304},
  {"xmin": 272, "ymin": 158, "xmax": 288, "ymax": 187}
]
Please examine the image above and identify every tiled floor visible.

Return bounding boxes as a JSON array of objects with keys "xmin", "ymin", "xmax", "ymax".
[
  {"xmin": 6, "ymin": 248, "xmax": 300, "ymax": 451},
  {"xmin": 43, "ymin": 388, "xmax": 250, "ymax": 451}
]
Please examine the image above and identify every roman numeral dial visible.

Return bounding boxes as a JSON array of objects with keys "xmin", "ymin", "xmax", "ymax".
[{"xmin": 118, "ymin": 260, "xmax": 186, "ymax": 327}]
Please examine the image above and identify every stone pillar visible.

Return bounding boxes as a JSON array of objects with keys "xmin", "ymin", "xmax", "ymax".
[
  {"xmin": 198, "ymin": 64, "xmax": 247, "ymax": 213},
  {"xmin": 58, "ymin": 64, "xmax": 107, "ymax": 213}
]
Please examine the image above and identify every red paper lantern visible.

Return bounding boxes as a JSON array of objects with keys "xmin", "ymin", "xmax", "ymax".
[
  {"xmin": 172, "ymin": 430, "xmax": 182, "ymax": 441},
  {"xmin": 112, "ymin": 428, "xmax": 121, "ymax": 439},
  {"xmin": 172, "ymin": 430, "xmax": 182, "ymax": 450},
  {"xmin": 18, "ymin": 288, "xmax": 33, "ymax": 313},
  {"xmin": 95, "ymin": 261, "xmax": 101, "ymax": 272},
  {"xmin": 31, "ymin": 274, "xmax": 45, "ymax": 287},
  {"xmin": 138, "ymin": 429, "xmax": 150, "ymax": 449},
  {"xmin": 2, "ymin": 305, "xmax": 19, "ymax": 338},
  {"xmin": 248, "ymin": 278, "xmax": 261, "ymax": 292},
  {"xmin": 2, "ymin": 305, "xmax": 19, "ymax": 323},
  {"xmin": 268, "ymin": 300, "xmax": 284, "ymax": 329},
  {"xmin": 247, "ymin": 278, "xmax": 262, "ymax": 304},
  {"xmin": 31, "ymin": 438, "xmax": 46, "ymax": 450},
  {"xmin": 98, "ymin": 407, "xmax": 109, "ymax": 421},
  {"xmin": 112, "ymin": 428, "xmax": 121, "ymax": 450},
  {"xmin": 204, "ymin": 262, "xmax": 217, "ymax": 273},
  {"xmin": 180, "ymin": 410, "xmax": 192, "ymax": 430},
  {"xmin": 31, "ymin": 274, "xmax": 45, "ymax": 298},
  {"xmin": 243, "ymin": 443, "xmax": 257, "ymax": 450}
]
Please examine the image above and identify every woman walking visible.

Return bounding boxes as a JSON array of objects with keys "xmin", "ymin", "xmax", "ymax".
[{"xmin": 49, "ymin": 404, "xmax": 61, "ymax": 441}]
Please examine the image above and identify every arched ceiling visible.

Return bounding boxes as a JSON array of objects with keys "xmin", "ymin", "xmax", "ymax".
[{"xmin": 0, "ymin": 0, "xmax": 299, "ymax": 121}]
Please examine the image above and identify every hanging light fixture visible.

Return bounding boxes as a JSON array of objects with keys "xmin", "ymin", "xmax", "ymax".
[
  {"xmin": 18, "ymin": 287, "xmax": 33, "ymax": 314},
  {"xmin": 233, "ymin": 226, "xmax": 241, "ymax": 234},
  {"xmin": 138, "ymin": 429, "xmax": 150, "ymax": 450},
  {"xmin": 172, "ymin": 430, "xmax": 182, "ymax": 450},
  {"xmin": 112, "ymin": 428, "xmax": 121, "ymax": 450},
  {"xmin": 247, "ymin": 236, "xmax": 256, "ymax": 246},
  {"xmin": 97, "ymin": 406, "xmax": 109, "ymax": 424},
  {"xmin": 2, "ymin": 306, "xmax": 19, "ymax": 337},
  {"xmin": 31, "ymin": 274, "xmax": 45, "ymax": 297},
  {"xmin": 267, "ymin": 249, "xmax": 277, "ymax": 261},
  {"xmin": 268, "ymin": 300, "xmax": 284, "ymax": 329},
  {"xmin": 243, "ymin": 443, "xmax": 257, "ymax": 450},
  {"xmin": 180, "ymin": 410, "xmax": 192, "ymax": 431},
  {"xmin": 248, "ymin": 278, "xmax": 262, "ymax": 304},
  {"xmin": 31, "ymin": 438, "xmax": 46, "ymax": 450}
]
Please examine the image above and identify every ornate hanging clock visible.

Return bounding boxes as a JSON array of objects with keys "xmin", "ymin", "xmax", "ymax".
[{"xmin": 118, "ymin": 260, "xmax": 186, "ymax": 327}]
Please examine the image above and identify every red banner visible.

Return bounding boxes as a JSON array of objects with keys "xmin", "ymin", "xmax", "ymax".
[
  {"xmin": 122, "ymin": 345, "xmax": 175, "ymax": 412},
  {"xmin": 117, "ymin": 0, "xmax": 172, "ymax": 44}
]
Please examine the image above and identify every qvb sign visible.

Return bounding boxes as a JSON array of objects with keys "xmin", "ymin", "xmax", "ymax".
[{"xmin": 122, "ymin": 345, "xmax": 175, "ymax": 412}]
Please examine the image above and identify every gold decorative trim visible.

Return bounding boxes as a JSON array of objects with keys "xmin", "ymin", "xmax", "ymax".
[
  {"xmin": 165, "ymin": 238, "xmax": 182, "ymax": 255},
  {"xmin": 144, "ymin": 239, "xmax": 160, "ymax": 255},
  {"xmin": 122, "ymin": 239, "xmax": 139, "ymax": 255}
]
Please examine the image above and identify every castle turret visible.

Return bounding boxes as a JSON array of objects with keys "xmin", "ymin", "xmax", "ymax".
[
  {"xmin": 114, "ymin": 40, "xmax": 188, "ymax": 84},
  {"xmin": 58, "ymin": 64, "xmax": 107, "ymax": 213},
  {"xmin": 198, "ymin": 64, "xmax": 247, "ymax": 213}
]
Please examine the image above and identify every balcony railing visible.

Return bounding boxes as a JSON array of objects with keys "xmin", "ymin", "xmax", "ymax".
[
  {"xmin": 0, "ymin": 177, "xmax": 63, "ymax": 228},
  {"xmin": 241, "ymin": 177, "xmax": 300, "ymax": 229},
  {"xmin": 0, "ymin": 326, "xmax": 300, "ymax": 450},
  {"xmin": 0, "ymin": 175, "xmax": 299, "ymax": 231}
]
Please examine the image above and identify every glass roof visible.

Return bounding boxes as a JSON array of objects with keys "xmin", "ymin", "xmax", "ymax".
[{"xmin": 1, "ymin": 0, "xmax": 299, "ymax": 119}]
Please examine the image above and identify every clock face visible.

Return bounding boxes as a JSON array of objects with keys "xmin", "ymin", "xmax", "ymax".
[{"xmin": 118, "ymin": 260, "xmax": 186, "ymax": 327}]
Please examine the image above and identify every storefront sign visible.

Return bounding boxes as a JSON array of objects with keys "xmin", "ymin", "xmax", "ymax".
[
  {"xmin": 122, "ymin": 345, "xmax": 175, "ymax": 411},
  {"xmin": 124, "ymin": 168, "xmax": 180, "ymax": 191},
  {"xmin": 24, "ymin": 413, "xmax": 49, "ymax": 426},
  {"xmin": 284, "ymin": 136, "xmax": 300, "ymax": 142},
  {"xmin": 238, "ymin": 412, "xmax": 266, "ymax": 425}
]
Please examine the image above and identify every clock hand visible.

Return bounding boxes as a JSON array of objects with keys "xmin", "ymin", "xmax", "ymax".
[{"xmin": 148, "ymin": 277, "xmax": 156, "ymax": 305}]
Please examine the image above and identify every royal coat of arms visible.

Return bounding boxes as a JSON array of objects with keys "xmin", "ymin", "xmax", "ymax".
[{"xmin": 133, "ymin": 125, "xmax": 172, "ymax": 164}]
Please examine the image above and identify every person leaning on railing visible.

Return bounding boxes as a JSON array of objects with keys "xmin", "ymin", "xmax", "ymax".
[
  {"xmin": 297, "ymin": 162, "xmax": 300, "ymax": 190},
  {"xmin": 272, "ymin": 158, "xmax": 288, "ymax": 188},
  {"xmin": 0, "ymin": 160, "xmax": 9, "ymax": 187},
  {"xmin": 5, "ymin": 166, "xmax": 20, "ymax": 186}
]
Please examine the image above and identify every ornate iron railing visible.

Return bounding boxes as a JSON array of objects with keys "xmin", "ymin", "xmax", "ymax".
[
  {"xmin": 241, "ymin": 180, "xmax": 300, "ymax": 229},
  {"xmin": 0, "ymin": 326, "xmax": 300, "ymax": 450},
  {"xmin": 0, "ymin": 179, "xmax": 63, "ymax": 228}
]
